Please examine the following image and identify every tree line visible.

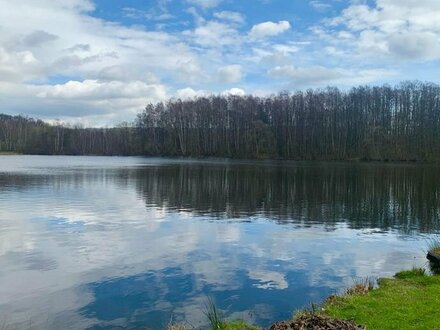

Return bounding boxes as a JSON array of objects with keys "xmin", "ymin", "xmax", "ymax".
[
  {"xmin": 0, "ymin": 115, "xmax": 141, "ymax": 155},
  {"xmin": 1, "ymin": 81, "xmax": 440, "ymax": 160}
]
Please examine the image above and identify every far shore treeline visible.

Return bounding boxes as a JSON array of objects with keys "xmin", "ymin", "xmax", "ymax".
[{"xmin": 2, "ymin": 81, "xmax": 440, "ymax": 161}]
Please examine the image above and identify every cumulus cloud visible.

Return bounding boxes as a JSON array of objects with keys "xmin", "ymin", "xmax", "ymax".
[
  {"xmin": 0, "ymin": 80, "xmax": 166, "ymax": 125},
  {"xmin": 22, "ymin": 30, "xmax": 59, "ymax": 47},
  {"xmin": 176, "ymin": 87, "xmax": 245, "ymax": 99},
  {"xmin": 176, "ymin": 59, "xmax": 205, "ymax": 83},
  {"xmin": 0, "ymin": 48, "xmax": 41, "ymax": 82},
  {"xmin": 221, "ymin": 88, "xmax": 246, "ymax": 96},
  {"xmin": 326, "ymin": 0, "xmax": 440, "ymax": 61},
  {"xmin": 249, "ymin": 21, "xmax": 291, "ymax": 39},
  {"xmin": 183, "ymin": 21, "xmax": 240, "ymax": 46},
  {"xmin": 268, "ymin": 65, "xmax": 396, "ymax": 87},
  {"xmin": 269, "ymin": 65, "xmax": 347, "ymax": 85},
  {"xmin": 217, "ymin": 65, "xmax": 243, "ymax": 83},
  {"xmin": 1, "ymin": 0, "xmax": 438, "ymax": 124},
  {"xmin": 248, "ymin": 42, "xmax": 302, "ymax": 67},
  {"xmin": 387, "ymin": 32, "xmax": 440, "ymax": 60},
  {"xmin": 0, "ymin": 0, "xmax": 199, "ymax": 123},
  {"xmin": 176, "ymin": 87, "xmax": 209, "ymax": 99},
  {"xmin": 36, "ymin": 80, "xmax": 167, "ymax": 101}
]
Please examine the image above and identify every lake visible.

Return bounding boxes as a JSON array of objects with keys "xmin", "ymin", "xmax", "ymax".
[{"xmin": 0, "ymin": 156, "xmax": 438, "ymax": 329}]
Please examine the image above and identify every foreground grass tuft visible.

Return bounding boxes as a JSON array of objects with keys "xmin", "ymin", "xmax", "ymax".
[
  {"xmin": 205, "ymin": 299, "xmax": 225, "ymax": 330},
  {"xmin": 394, "ymin": 267, "xmax": 426, "ymax": 279},
  {"xmin": 324, "ymin": 269, "xmax": 440, "ymax": 330},
  {"xmin": 204, "ymin": 299, "xmax": 261, "ymax": 330},
  {"xmin": 166, "ymin": 319, "xmax": 260, "ymax": 330},
  {"xmin": 427, "ymin": 237, "xmax": 440, "ymax": 255},
  {"xmin": 345, "ymin": 277, "xmax": 375, "ymax": 296}
]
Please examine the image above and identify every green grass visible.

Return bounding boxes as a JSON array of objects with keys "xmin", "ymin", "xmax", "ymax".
[
  {"xmin": 205, "ymin": 299, "xmax": 225, "ymax": 330},
  {"xmin": 323, "ymin": 268, "xmax": 440, "ymax": 330},
  {"xmin": 169, "ymin": 269, "xmax": 440, "ymax": 330},
  {"xmin": 167, "ymin": 320, "xmax": 260, "ymax": 330},
  {"xmin": 344, "ymin": 277, "xmax": 375, "ymax": 296},
  {"xmin": 204, "ymin": 299, "xmax": 261, "ymax": 330}
]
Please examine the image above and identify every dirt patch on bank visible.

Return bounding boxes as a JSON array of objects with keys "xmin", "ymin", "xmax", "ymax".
[{"xmin": 269, "ymin": 313, "xmax": 365, "ymax": 330}]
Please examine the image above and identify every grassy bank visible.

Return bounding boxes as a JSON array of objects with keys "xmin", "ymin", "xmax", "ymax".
[
  {"xmin": 324, "ymin": 268, "xmax": 440, "ymax": 330},
  {"xmin": 180, "ymin": 268, "xmax": 440, "ymax": 330},
  {"xmin": 269, "ymin": 268, "xmax": 440, "ymax": 329}
]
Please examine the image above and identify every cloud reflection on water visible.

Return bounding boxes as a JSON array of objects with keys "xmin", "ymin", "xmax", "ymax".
[{"xmin": 0, "ymin": 156, "xmax": 434, "ymax": 329}]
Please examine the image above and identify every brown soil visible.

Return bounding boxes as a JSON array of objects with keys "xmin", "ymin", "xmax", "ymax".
[{"xmin": 269, "ymin": 313, "xmax": 365, "ymax": 330}]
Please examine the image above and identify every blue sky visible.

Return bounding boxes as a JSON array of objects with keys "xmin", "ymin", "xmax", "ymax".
[{"xmin": 1, "ymin": 0, "xmax": 440, "ymax": 125}]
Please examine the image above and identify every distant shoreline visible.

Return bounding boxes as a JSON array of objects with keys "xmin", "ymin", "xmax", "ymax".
[
  {"xmin": 0, "ymin": 153, "xmax": 437, "ymax": 165},
  {"xmin": 0, "ymin": 152, "xmax": 21, "ymax": 155}
]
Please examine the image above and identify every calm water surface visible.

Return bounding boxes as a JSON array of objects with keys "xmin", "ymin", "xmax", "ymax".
[{"xmin": 0, "ymin": 156, "xmax": 439, "ymax": 329}]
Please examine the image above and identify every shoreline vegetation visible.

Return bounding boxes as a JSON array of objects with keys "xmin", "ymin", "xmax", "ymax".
[
  {"xmin": 2, "ymin": 81, "xmax": 440, "ymax": 162},
  {"xmin": 171, "ymin": 267, "xmax": 440, "ymax": 330}
]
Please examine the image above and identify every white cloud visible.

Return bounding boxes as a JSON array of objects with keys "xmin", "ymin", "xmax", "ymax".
[
  {"xmin": 36, "ymin": 80, "xmax": 167, "ymax": 101},
  {"xmin": 327, "ymin": 0, "xmax": 440, "ymax": 61},
  {"xmin": 1, "ymin": 0, "xmax": 438, "ymax": 124},
  {"xmin": 221, "ymin": 88, "xmax": 246, "ymax": 96},
  {"xmin": 0, "ymin": 48, "xmax": 41, "ymax": 82},
  {"xmin": 248, "ymin": 270, "xmax": 288, "ymax": 290},
  {"xmin": 176, "ymin": 59, "xmax": 205, "ymax": 83},
  {"xmin": 213, "ymin": 11, "xmax": 245, "ymax": 24},
  {"xmin": 176, "ymin": 87, "xmax": 246, "ymax": 99},
  {"xmin": 186, "ymin": 0, "xmax": 222, "ymax": 9},
  {"xmin": 248, "ymin": 42, "xmax": 302, "ymax": 66},
  {"xmin": 176, "ymin": 87, "xmax": 245, "ymax": 99},
  {"xmin": 269, "ymin": 65, "xmax": 346, "ymax": 84},
  {"xmin": 249, "ymin": 21, "xmax": 291, "ymax": 39},
  {"xmin": 268, "ymin": 65, "xmax": 396, "ymax": 87},
  {"xmin": 176, "ymin": 87, "xmax": 209, "ymax": 99},
  {"xmin": 387, "ymin": 31, "xmax": 440, "ymax": 60},
  {"xmin": 0, "ymin": 0, "xmax": 200, "ymax": 123},
  {"xmin": 217, "ymin": 64, "xmax": 243, "ymax": 83},
  {"xmin": 96, "ymin": 66, "xmax": 160, "ymax": 83},
  {"xmin": 183, "ymin": 21, "xmax": 240, "ymax": 46},
  {"xmin": 273, "ymin": 43, "xmax": 300, "ymax": 54}
]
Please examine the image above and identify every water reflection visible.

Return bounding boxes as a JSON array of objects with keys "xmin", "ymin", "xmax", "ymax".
[
  {"xmin": 123, "ymin": 162, "xmax": 440, "ymax": 232},
  {"xmin": 0, "ymin": 157, "xmax": 437, "ymax": 329}
]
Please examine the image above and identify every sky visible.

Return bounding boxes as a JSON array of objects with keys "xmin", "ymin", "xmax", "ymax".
[{"xmin": 1, "ymin": 0, "xmax": 440, "ymax": 126}]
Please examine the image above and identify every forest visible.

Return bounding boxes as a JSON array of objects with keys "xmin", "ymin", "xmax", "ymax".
[{"xmin": 1, "ymin": 81, "xmax": 440, "ymax": 161}]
